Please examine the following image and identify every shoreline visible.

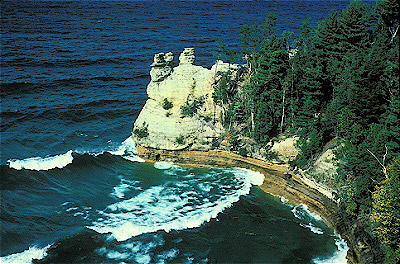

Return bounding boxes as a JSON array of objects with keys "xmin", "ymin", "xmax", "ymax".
[{"xmin": 135, "ymin": 145, "xmax": 357, "ymax": 261}]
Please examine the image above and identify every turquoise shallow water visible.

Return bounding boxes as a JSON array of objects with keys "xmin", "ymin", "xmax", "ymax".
[{"xmin": 0, "ymin": 0, "xmax": 360, "ymax": 263}]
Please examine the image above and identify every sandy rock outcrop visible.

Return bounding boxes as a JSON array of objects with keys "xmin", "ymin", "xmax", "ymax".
[
  {"xmin": 268, "ymin": 136, "xmax": 299, "ymax": 162},
  {"xmin": 308, "ymin": 148, "xmax": 338, "ymax": 180},
  {"xmin": 133, "ymin": 48, "xmax": 235, "ymax": 150}
]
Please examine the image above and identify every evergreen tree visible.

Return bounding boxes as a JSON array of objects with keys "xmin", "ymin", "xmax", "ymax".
[
  {"xmin": 213, "ymin": 3, "xmax": 400, "ymax": 244},
  {"xmin": 371, "ymin": 157, "xmax": 400, "ymax": 263}
]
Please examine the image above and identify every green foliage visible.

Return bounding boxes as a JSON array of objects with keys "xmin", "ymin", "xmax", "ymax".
[
  {"xmin": 238, "ymin": 147, "xmax": 249, "ymax": 157},
  {"xmin": 264, "ymin": 150, "xmax": 279, "ymax": 161},
  {"xmin": 201, "ymin": 114, "xmax": 212, "ymax": 122},
  {"xmin": 180, "ymin": 96, "xmax": 205, "ymax": 118},
  {"xmin": 211, "ymin": 137, "xmax": 221, "ymax": 149},
  {"xmin": 229, "ymin": 134, "xmax": 241, "ymax": 150},
  {"xmin": 133, "ymin": 122, "xmax": 149, "ymax": 139},
  {"xmin": 175, "ymin": 135, "xmax": 186, "ymax": 145},
  {"xmin": 214, "ymin": 3, "xmax": 400, "ymax": 250},
  {"xmin": 371, "ymin": 157, "xmax": 400, "ymax": 263},
  {"xmin": 162, "ymin": 98, "xmax": 173, "ymax": 110},
  {"xmin": 213, "ymin": 71, "xmax": 236, "ymax": 106},
  {"xmin": 376, "ymin": 0, "xmax": 399, "ymax": 31}
]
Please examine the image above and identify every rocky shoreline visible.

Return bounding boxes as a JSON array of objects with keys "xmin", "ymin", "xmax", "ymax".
[
  {"xmin": 135, "ymin": 144, "xmax": 382, "ymax": 264},
  {"xmin": 132, "ymin": 48, "xmax": 383, "ymax": 263}
]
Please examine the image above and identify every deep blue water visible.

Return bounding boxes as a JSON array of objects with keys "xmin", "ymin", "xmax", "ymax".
[{"xmin": 1, "ymin": 0, "xmax": 367, "ymax": 263}]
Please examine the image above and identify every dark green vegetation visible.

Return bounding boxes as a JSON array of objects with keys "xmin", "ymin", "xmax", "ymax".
[
  {"xmin": 214, "ymin": 1, "xmax": 399, "ymax": 262},
  {"xmin": 180, "ymin": 96, "xmax": 205, "ymax": 117},
  {"xmin": 175, "ymin": 135, "xmax": 186, "ymax": 145},
  {"xmin": 133, "ymin": 122, "xmax": 149, "ymax": 138},
  {"xmin": 162, "ymin": 98, "xmax": 174, "ymax": 110}
]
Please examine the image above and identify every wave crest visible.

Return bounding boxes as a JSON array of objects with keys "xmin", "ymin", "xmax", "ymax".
[
  {"xmin": 0, "ymin": 245, "xmax": 51, "ymax": 264},
  {"xmin": 108, "ymin": 136, "xmax": 145, "ymax": 163},
  {"xmin": 7, "ymin": 136, "xmax": 145, "ymax": 170},
  {"xmin": 313, "ymin": 236, "xmax": 349, "ymax": 264},
  {"xmin": 8, "ymin": 150, "xmax": 73, "ymax": 171}
]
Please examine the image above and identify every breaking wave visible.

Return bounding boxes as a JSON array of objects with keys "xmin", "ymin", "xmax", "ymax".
[
  {"xmin": 6, "ymin": 136, "xmax": 144, "ymax": 171},
  {"xmin": 313, "ymin": 236, "xmax": 349, "ymax": 264},
  {"xmin": 88, "ymin": 168, "xmax": 264, "ymax": 241},
  {"xmin": 107, "ymin": 136, "xmax": 145, "ymax": 163},
  {"xmin": 0, "ymin": 245, "xmax": 51, "ymax": 264},
  {"xmin": 7, "ymin": 150, "xmax": 74, "ymax": 171},
  {"xmin": 291, "ymin": 204, "xmax": 324, "ymax": 235},
  {"xmin": 291, "ymin": 204, "xmax": 348, "ymax": 263}
]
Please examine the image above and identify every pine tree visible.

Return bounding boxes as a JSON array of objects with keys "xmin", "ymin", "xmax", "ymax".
[{"xmin": 371, "ymin": 157, "xmax": 400, "ymax": 263}]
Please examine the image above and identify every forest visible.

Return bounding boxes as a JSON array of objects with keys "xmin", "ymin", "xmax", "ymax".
[{"xmin": 213, "ymin": 0, "xmax": 399, "ymax": 262}]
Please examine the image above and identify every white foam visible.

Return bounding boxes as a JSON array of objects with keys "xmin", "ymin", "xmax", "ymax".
[
  {"xmin": 108, "ymin": 136, "xmax": 137, "ymax": 156},
  {"xmin": 313, "ymin": 236, "xmax": 349, "ymax": 264},
  {"xmin": 292, "ymin": 204, "xmax": 322, "ymax": 221},
  {"xmin": 292, "ymin": 204, "xmax": 324, "ymax": 235},
  {"xmin": 154, "ymin": 248, "xmax": 179, "ymax": 264},
  {"xmin": 198, "ymin": 183, "xmax": 212, "ymax": 192},
  {"xmin": 111, "ymin": 178, "xmax": 142, "ymax": 199},
  {"xmin": 97, "ymin": 234, "xmax": 167, "ymax": 263},
  {"xmin": 106, "ymin": 250, "xmax": 130, "ymax": 260},
  {"xmin": 87, "ymin": 167, "xmax": 262, "ymax": 241},
  {"xmin": 300, "ymin": 223, "xmax": 324, "ymax": 235},
  {"xmin": 154, "ymin": 162, "xmax": 174, "ymax": 170},
  {"xmin": 66, "ymin": 207, "xmax": 79, "ymax": 212},
  {"xmin": 108, "ymin": 136, "xmax": 145, "ymax": 162},
  {"xmin": 239, "ymin": 168, "xmax": 264, "ymax": 186},
  {"xmin": 112, "ymin": 183, "xmax": 130, "ymax": 199},
  {"xmin": 0, "ymin": 245, "xmax": 51, "ymax": 264},
  {"xmin": 160, "ymin": 248, "xmax": 179, "ymax": 259},
  {"xmin": 73, "ymin": 148, "xmax": 105, "ymax": 156},
  {"xmin": 123, "ymin": 155, "xmax": 145, "ymax": 163},
  {"xmin": 8, "ymin": 150, "xmax": 73, "ymax": 171}
]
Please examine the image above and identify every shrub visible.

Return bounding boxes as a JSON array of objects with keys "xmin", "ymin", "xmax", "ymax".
[
  {"xmin": 162, "ymin": 98, "xmax": 173, "ymax": 110},
  {"xmin": 133, "ymin": 122, "xmax": 149, "ymax": 138},
  {"xmin": 180, "ymin": 96, "xmax": 205, "ymax": 117},
  {"xmin": 238, "ymin": 147, "xmax": 249, "ymax": 157},
  {"xmin": 265, "ymin": 151, "xmax": 279, "ymax": 161},
  {"xmin": 201, "ymin": 114, "xmax": 213, "ymax": 122},
  {"xmin": 211, "ymin": 137, "xmax": 220, "ymax": 149},
  {"xmin": 176, "ymin": 135, "xmax": 185, "ymax": 145}
]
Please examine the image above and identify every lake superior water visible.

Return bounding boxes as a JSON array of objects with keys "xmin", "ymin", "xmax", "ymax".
[{"xmin": 0, "ymin": 0, "xmax": 370, "ymax": 263}]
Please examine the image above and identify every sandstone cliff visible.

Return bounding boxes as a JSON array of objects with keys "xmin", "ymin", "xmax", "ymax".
[{"xmin": 133, "ymin": 48, "xmax": 237, "ymax": 150}]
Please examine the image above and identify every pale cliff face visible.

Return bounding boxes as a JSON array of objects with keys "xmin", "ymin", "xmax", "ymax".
[{"xmin": 133, "ymin": 48, "xmax": 234, "ymax": 150}]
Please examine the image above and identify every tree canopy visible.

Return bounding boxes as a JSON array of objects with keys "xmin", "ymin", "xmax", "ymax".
[{"xmin": 214, "ymin": 1, "xmax": 399, "ymax": 262}]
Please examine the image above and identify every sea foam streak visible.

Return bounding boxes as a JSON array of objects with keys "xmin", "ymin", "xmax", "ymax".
[
  {"xmin": 8, "ymin": 150, "xmax": 73, "ymax": 171},
  {"xmin": 88, "ymin": 167, "xmax": 264, "ymax": 241},
  {"xmin": 0, "ymin": 245, "xmax": 51, "ymax": 264}
]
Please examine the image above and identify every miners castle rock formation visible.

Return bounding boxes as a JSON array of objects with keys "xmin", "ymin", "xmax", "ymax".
[{"xmin": 133, "ymin": 48, "xmax": 236, "ymax": 150}]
